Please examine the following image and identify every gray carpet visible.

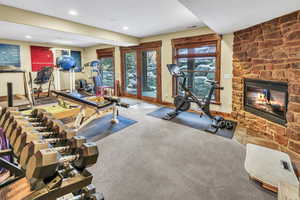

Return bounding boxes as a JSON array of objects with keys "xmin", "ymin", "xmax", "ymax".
[{"xmin": 88, "ymin": 100, "xmax": 276, "ymax": 200}]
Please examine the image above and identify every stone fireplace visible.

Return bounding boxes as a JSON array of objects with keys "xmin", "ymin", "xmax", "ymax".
[{"xmin": 232, "ymin": 10, "xmax": 300, "ymax": 158}]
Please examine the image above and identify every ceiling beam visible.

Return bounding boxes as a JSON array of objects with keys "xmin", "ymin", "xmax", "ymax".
[{"xmin": 0, "ymin": 5, "xmax": 139, "ymax": 46}]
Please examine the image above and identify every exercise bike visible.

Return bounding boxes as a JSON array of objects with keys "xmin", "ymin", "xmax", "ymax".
[{"xmin": 163, "ymin": 64, "xmax": 233, "ymax": 133}]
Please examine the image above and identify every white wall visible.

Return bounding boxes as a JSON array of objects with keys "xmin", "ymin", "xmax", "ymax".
[
  {"xmin": 0, "ymin": 27, "xmax": 234, "ymax": 113},
  {"xmin": 84, "ymin": 27, "xmax": 234, "ymax": 113},
  {"xmin": 83, "ymin": 44, "xmax": 121, "ymax": 83},
  {"xmin": 0, "ymin": 39, "xmax": 85, "ymax": 96},
  {"xmin": 140, "ymin": 28, "xmax": 233, "ymax": 113},
  {"xmin": 219, "ymin": 34, "xmax": 233, "ymax": 113}
]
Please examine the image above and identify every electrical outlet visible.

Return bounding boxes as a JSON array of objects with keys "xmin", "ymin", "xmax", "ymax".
[{"xmin": 224, "ymin": 74, "xmax": 233, "ymax": 79}]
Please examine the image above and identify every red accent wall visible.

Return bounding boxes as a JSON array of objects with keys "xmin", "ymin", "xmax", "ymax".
[{"xmin": 31, "ymin": 46, "xmax": 54, "ymax": 72}]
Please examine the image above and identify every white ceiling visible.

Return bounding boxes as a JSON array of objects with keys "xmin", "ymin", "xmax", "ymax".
[
  {"xmin": 179, "ymin": 0, "xmax": 300, "ymax": 34},
  {"xmin": 0, "ymin": 0, "xmax": 299, "ymax": 46},
  {"xmin": 0, "ymin": 21, "xmax": 137, "ymax": 47},
  {"xmin": 0, "ymin": 0, "xmax": 204, "ymax": 37}
]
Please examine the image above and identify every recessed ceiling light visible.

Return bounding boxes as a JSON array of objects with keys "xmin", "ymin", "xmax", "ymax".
[
  {"xmin": 123, "ymin": 26, "xmax": 129, "ymax": 30},
  {"xmin": 25, "ymin": 35, "xmax": 32, "ymax": 39},
  {"xmin": 69, "ymin": 10, "xmax": 78, "ymax": 16}
]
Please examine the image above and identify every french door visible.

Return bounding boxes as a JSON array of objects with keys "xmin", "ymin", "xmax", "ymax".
[{"xmin": 121, "ymin": 45, "xmax": 161, "ymax": 103}]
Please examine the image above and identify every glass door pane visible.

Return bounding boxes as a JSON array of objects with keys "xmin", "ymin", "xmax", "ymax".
[
  {"xmin": 124, "ymin": 52, "xmax": 137, "ymax": 95},
  {"xmin": 141, "ymin": 50, "xmax": 157, "ymax": 98},
  {"xmin": 99, "ymin": 57, "xmax": 114, "ymax": 87}
]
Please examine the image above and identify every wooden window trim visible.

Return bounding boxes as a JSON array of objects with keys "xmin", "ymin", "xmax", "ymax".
[
  {"xmin": 96, "ymin": 47, "xmax": 115, "ymax": 58},
  {"xmin": 173, "ymin": 41, "xmax": 218, "ymax": 50},
  {"xmin": 120, "ymin": 41, "xmax": 162, "ymax": 51},
  {"xmin": 172, "ymin": 34, "xmax": 222, "ymax": 104},
  {"xmin": 175, "ymin": 53, "xmax": 217, "ymax": 58},
  {"xmin": 172, "ymin": 34, "xmax": 221, "ymax": 47},
  {"xmin": 96, "ymin": 47, "xmax": 115, "ymax": 88}
]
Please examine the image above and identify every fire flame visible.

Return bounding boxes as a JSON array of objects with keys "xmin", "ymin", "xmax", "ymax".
[
  {"xmin": 255, "ymin": 93, "xmax": 284, "ymax": 107},
  {"xmin": 257, "ymin": 93, "xmax": 267, "ymax": 104}
]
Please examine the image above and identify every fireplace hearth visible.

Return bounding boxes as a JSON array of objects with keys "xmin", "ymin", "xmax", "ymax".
[{"xmin": 244, "ymin": 79, "xmax": 288, "ymax": 125}]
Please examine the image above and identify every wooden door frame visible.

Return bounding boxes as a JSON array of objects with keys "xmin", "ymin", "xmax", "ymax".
[
  {"xmin": 120, "ymin": 49, "xmax": 138, "ymax": 98},
  {"xmin": 120, "ymin": 41, "xmax": 162, "ymax": 103},
  {"xmin": 96, "ymin": 47, "xmax": 116, "ymax": 88},
  {"xmin": 138, "ymin": 47, "xmax": 162, "ymax": 103}
]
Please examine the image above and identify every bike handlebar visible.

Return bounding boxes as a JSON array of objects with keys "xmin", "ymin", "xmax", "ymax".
[
  {"xmin": 204, "ymin": 80, "xmax": 223, "ymax": 90},
  {"xmin": 205, "ymin": 80, "xmax": 219, "ymax": 84}
]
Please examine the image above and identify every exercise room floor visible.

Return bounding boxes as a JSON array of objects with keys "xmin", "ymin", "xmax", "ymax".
[{"xmin": 89, "ymin": 99, "xmax": 276, "ymax": 200}]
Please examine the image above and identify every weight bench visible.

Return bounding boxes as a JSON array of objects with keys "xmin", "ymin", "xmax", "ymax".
[{"xmin": 52, "ymin": 91, "xmax": 129, "ymax": 131}]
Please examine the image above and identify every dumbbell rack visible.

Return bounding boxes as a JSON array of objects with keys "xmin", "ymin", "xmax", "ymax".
[
  {"xmin": 24, "ymin": 170, "xmax": 94, "ymax": 200},
  {"xmin": 0, "ymin": 107, "xmax": 102, "ymax": 200},
  {"xmin": 0, "ymin": 148, "xmax": 24, "ymax": 187}
]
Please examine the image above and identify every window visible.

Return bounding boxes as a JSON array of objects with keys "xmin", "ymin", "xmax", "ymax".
[
  {"xmin": 97, "ymin": 48, "xmax": 115, "ymax": 87},
  {"xmin": 99, "ymin": 57, "xmax": 114, "ymax": 87},
  {"xmin": 141, "ymin": 50, "xmax": 157, "ymax": 98},
  {"xmin": 172, "ymin": 34, "xmax": 221, "ymax": 103},
  {"xmin": 124, "ymin": 51, "xmax": 137, "ymax": 94},
  {"xmin": 71, "ymin": 51, "xmax": 82, "ymax": 72}
]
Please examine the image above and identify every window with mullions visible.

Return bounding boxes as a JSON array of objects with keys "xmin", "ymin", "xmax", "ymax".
[
  {"xmin": 97, "ymin": 48, "xmax": 115, "ymax": 88},
  {"xmin": 99, "ymin": 57, "xmax": 114, "ymax": 87},
  {"xmin": 172, "ymin": 35, "xmax": 221, "ymax": 103},
  {"xmin": 124, "ymin": 52, "xmax": 137, "ymax": 95},
  {"xmin": 176, "ymin": 56, "xmax": 216, "ymax": 99}
]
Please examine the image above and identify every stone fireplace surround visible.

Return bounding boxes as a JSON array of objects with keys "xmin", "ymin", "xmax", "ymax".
[{"xmin": 232, "ymin": 10, "xmax": 300, "ymax": 158}]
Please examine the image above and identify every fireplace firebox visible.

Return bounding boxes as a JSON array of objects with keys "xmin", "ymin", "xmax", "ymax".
[{"xmin": 244, "ymin": 79, "xmax": 288, "ymax": 125}]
